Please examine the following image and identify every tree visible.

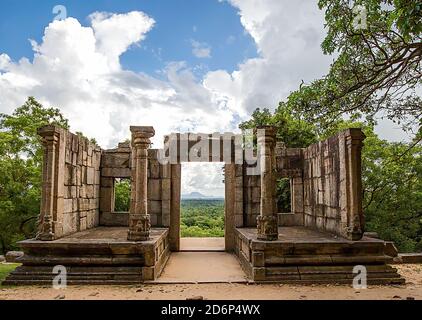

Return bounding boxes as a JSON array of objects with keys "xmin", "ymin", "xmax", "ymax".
[
  {"xmin": 290, "ymin": 0, "xmax": 421, "ymax": 135},
  {"xmin": 240, "ymin": 104, "xmax": 320, "ymax": 212},
  {"xmin": 0, "ymin": 97, "xmax": 69, "ymax": 253},
  {"xmin": 114, "ymin": 179, "xmax": 131, "ymax": 212}
]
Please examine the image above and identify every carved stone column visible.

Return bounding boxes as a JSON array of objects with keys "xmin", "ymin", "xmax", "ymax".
[
  {"xmin": 37, "ymin": 126, "xmax": 61, "ymax": 241},
  {"xmin": 343, "ymin": 128, "xmax": 365, "ymax": 240},
  {"xmin": 128, "ymin": 126, "xmax": 155, "ymax": 241},
  {"xmin": 256, "ymin": 126, "xmax": 278, "ymax": 241}
]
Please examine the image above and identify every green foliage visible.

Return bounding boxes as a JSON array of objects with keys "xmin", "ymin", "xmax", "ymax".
[
  {"xmin": 361, "ymin": 127, "xmax": 422, "ymax": 252},
  {"xmin": 181, "ymin": 200, "xmax": 225, "ymax": 237},
  {"xmin": 290, "ymin": 0, "xmax": 422, "ymax": 134},
  {"xmin": 0, "ymin": 97, "xmax": 69, "ymax": 254},
  {"xmin": 0, "ymin": 263, "xmax": 20, "ymax": 286},
  {"xmin": 114, "ymin": 179, "xmax": 131, "ymax": 212}
]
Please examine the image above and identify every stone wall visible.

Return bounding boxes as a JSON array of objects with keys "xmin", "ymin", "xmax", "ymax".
[
  {"xmin": 302, "ymin": 129, "xmax": 365, "ymax": 240},
  {"xmin": 62, "ymin": 131, "xmax": 101, "ymax": 235},
  {"xmin": 99, "ymin": 142, "xmax": 131, "ymax": 226},
  {"xmin": 99, "ymin": 145, "xmax": 171, "ymax": 228},
  {"xmin": 242, "ymin": 167, "xmax": 261, "ymax": 227},
  {"xmin": 148, "ymin": 149, "xmax": 171, "ymax": 227},
  {"xmin": 36, "ymin": 125, "xmax": 101, "ymax": 240},
  {"xmin": 275, "ymin": 146, "xmax": 305, "ymax": 226}
]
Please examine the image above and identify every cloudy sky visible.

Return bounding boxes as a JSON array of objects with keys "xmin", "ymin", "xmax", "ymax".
[{"xmin": 0, "ymin": 0, "xmax": 408, "ymax": 197}]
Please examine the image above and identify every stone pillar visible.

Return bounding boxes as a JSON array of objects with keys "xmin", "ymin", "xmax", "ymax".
[
  {"xmin": 169, "ymin": 164, "xmax": 181, "ymax": 251},
  {"xmin": 224, "ymin": 163, "xmax": 235, "ymax": 251},
  {"xmin": 256, "ymin": 126, "xmax": 278, "ymax": 241},
  {"xmin": 128, "ymin": 126, "xmax": 155, "ymax": 241},
  {"xmin": 37, "ymin": 126, "xmax": 62, "ymax": 241},
  {"xmin": 341, "ymin": 128, "xmax": 366, "ymax": 240}
]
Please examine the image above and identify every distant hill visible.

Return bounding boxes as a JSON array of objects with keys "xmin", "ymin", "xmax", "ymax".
[{"xmin": 181, "ymin": 192, "xmax": 224, "ymax": 200}]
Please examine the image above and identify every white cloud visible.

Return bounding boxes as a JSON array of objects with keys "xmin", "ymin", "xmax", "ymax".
[
  {"xmin": 89, "ymin": 11, "xmax": 155, "ymax": 70},
  {"xmin": 191, "ymin": 40, "xmax": 212, "ymax": 58},
  {"xmin": 0, "ymin": 12, "xmax": 236, "ymax": 150},
  {"xmin": 182, "ymin": 163, "xmax": 225, "ymax": 197},
  {"xmin": 0, "ymin": 2, "xmax": 407, "ymax": 197},
  {"xmin": 204, "ymin": 0, "xmax": 333, "ymax": 116}
]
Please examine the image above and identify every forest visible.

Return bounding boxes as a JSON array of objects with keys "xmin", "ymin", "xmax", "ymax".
[{"xmin": 180, "ymin": 200, "xmax": 225, "ymax": 238}]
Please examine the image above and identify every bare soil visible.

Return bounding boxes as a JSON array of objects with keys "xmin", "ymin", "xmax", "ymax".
[{"xmin": 0, "ymin": 264, "xmax": 421, "ymax": 300}]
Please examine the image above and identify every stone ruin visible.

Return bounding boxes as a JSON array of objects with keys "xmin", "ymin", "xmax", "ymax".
[{"xmin": 3, "ymin": 125, "xmax": 404, "ymax": 285}]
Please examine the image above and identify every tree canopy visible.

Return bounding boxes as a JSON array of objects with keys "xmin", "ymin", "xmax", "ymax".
[
  {"xmin": 0, "ymin": 97, "xmax": 68, "ymax": 253},
  {"xmin": 288, "ymin": 0, "xmax": 421, "ymax": 136}
]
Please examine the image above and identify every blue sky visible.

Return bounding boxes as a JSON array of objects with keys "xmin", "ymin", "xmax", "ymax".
[
  {"xmin": 0, "ymin": 1, "xmax": 407, "ymax": 196},
  {"xmin": 0, "ymin": 0, "xmax": 257, "ymax": 78}
]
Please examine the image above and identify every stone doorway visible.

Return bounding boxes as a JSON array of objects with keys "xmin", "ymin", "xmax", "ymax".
[
  {"xmin": 169, "ymin": 163, "xmax": 236, "ymax": 252},
  {"xmin": 179, "ymin": 163, "xmax": 225, "ymax": 252}
]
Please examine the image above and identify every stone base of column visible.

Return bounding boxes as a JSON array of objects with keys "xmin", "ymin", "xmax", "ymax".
[
  {"xmin": 257, "ymin": 215, "xmax": 278, "ymax": 241},
  {"xmin": 36, "ymin": 216, "xmax": 55, "ymax": 241},
  {"xmin": 127, "ymin": 214, "xmax": 151, "ymax": 241}
]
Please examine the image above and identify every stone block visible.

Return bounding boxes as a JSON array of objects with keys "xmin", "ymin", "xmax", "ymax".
[
  {"xmin": 252, "ymin": 187, "xmax": 260, "ymax": 203},
  {"xmin": 101, "ymin": 167, "xmax": 131, "ymax": 178},
  {"xmin": 65, "ymin": 148, "xmax": 72, "ymax": 164},
  {"xmin": 63, "ymin": 212, "xmax": 78, "ymax": 234},
  {"xmin": 149, "ymin": 200, "xmax": 162, "ymax": 214},
  {"xmin": 149, "ymin": 213, "xmax": 158, "ymax": 226},
  {"xmin": 80, "ymin": 216, "xmax": 87, "ymax": 231},
  {"xmin": 148, "ymin": 179, "xmax": 161, "ymax": 200},
  {"xmin": 161, "ymin": 200, "xmax": 171, "ymax": 227},
  {"xmin": 78, "ymin": 198, "xmax": 90, "ymax": 211},
  {"xmin": 101, "ymin": 153, "xmax": 130, "ymax": 168},
  {"xmin": 86, "ymin": 167, "xmax": 95, "ymax": 185},
  {"xmin": 86, "ymin": 185, "xmax": 95, "ymax": 198},
  {"xmin": 161, "ymin": 179, "xmax": 171, "ymax": 201},
  {"xmin": 95, "ymin": 171, "xmax": 101, "ymax": 185},
  {"xmin": 234, "ymin": 215, "xmax": 243, "ymax": 227},
  {"xmin": 150, "ymin": 162, "xmax": 160, "ymax": 179},
  {"xmin": 160, "ymin": 163, "xmax": 171, "ymax": 179},
  {"xmin": 71, "ymin": 186, "xmax": 77, "ymax": 198},
  {"xmin": 5, "ymin": 251, "xmax": 24, "ymax": 263},
  {"xmin": 79, "ymin": 185, "xmax": 86, "ymax": 198},
  {"xmin": 234, "ymin": 201, "xmax": 243, "ymax": 215},
  {"xmin": 64, "ymin": 164, "xmax": 72, "ymax": 186},
  {"xmin": 64, "ymin": 199, "xmax": 73, "ymax": 213}
]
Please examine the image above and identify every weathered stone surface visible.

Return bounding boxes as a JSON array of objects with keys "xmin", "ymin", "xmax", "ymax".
[
  {"xmin": 0, "ymin": 255, "xmax": 5, "ymax": 262},
  {"xmin": 5, "ymin": 251, "xmax": 24, "ymax": 263}
]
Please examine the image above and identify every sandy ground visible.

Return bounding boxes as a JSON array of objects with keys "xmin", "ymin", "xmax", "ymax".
[
  {"xmin": 157, "ymin": 252, "xmax": 247, "ymax": 283},
  {"xmin": 0, "ymin": 264, "xmax": 421, "ymax": 300}
]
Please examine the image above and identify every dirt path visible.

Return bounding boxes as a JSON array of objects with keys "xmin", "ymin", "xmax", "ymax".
[{"xmin": 0, "ymin": 264, "xmax": 421, "ymax": 300}]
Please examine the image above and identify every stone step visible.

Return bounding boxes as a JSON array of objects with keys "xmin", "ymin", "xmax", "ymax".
[
  {"xmin": 18, "ymin": 255, "xmax": 145, "ymax": 266},
  {"xmin": 254, "ymin": 277, "xmax": 405, "ymax": 285},
  {"xmin": 265, "ymin": 254, "xmax": 389, "ymax": 266},
  {"xmin": 7, "ymin": 274, "xmax": 141, "ymax": 281},
  {"xmin": 14, "ymin": 265, "xmax": 143, "ymax": 273},
  {"xmin": 2, "ymin": 279, "xmax": 142, "ymax": 286}
]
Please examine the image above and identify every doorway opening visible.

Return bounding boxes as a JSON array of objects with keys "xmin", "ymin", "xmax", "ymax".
[
  {"xmin": 180, "ymin": 162, "xmax": 225, "ymax": 251},
  {"xmin": 114, "ymin": 178, "xmax": 131, "ymax": 212}
]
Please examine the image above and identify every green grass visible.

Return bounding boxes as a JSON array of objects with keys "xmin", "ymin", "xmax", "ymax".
[{"xmin": 0, "ymin": 263, "xmax": 19, "ymax": 286}]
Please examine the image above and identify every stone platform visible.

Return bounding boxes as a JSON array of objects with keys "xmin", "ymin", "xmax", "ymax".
[
  {"xmin": 235, "ymin": 227, "xmax": 404, "ymax": 284},
  {"xmin": 3, "ymin": 227, "xmax": 170, "ymax": 285}
]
